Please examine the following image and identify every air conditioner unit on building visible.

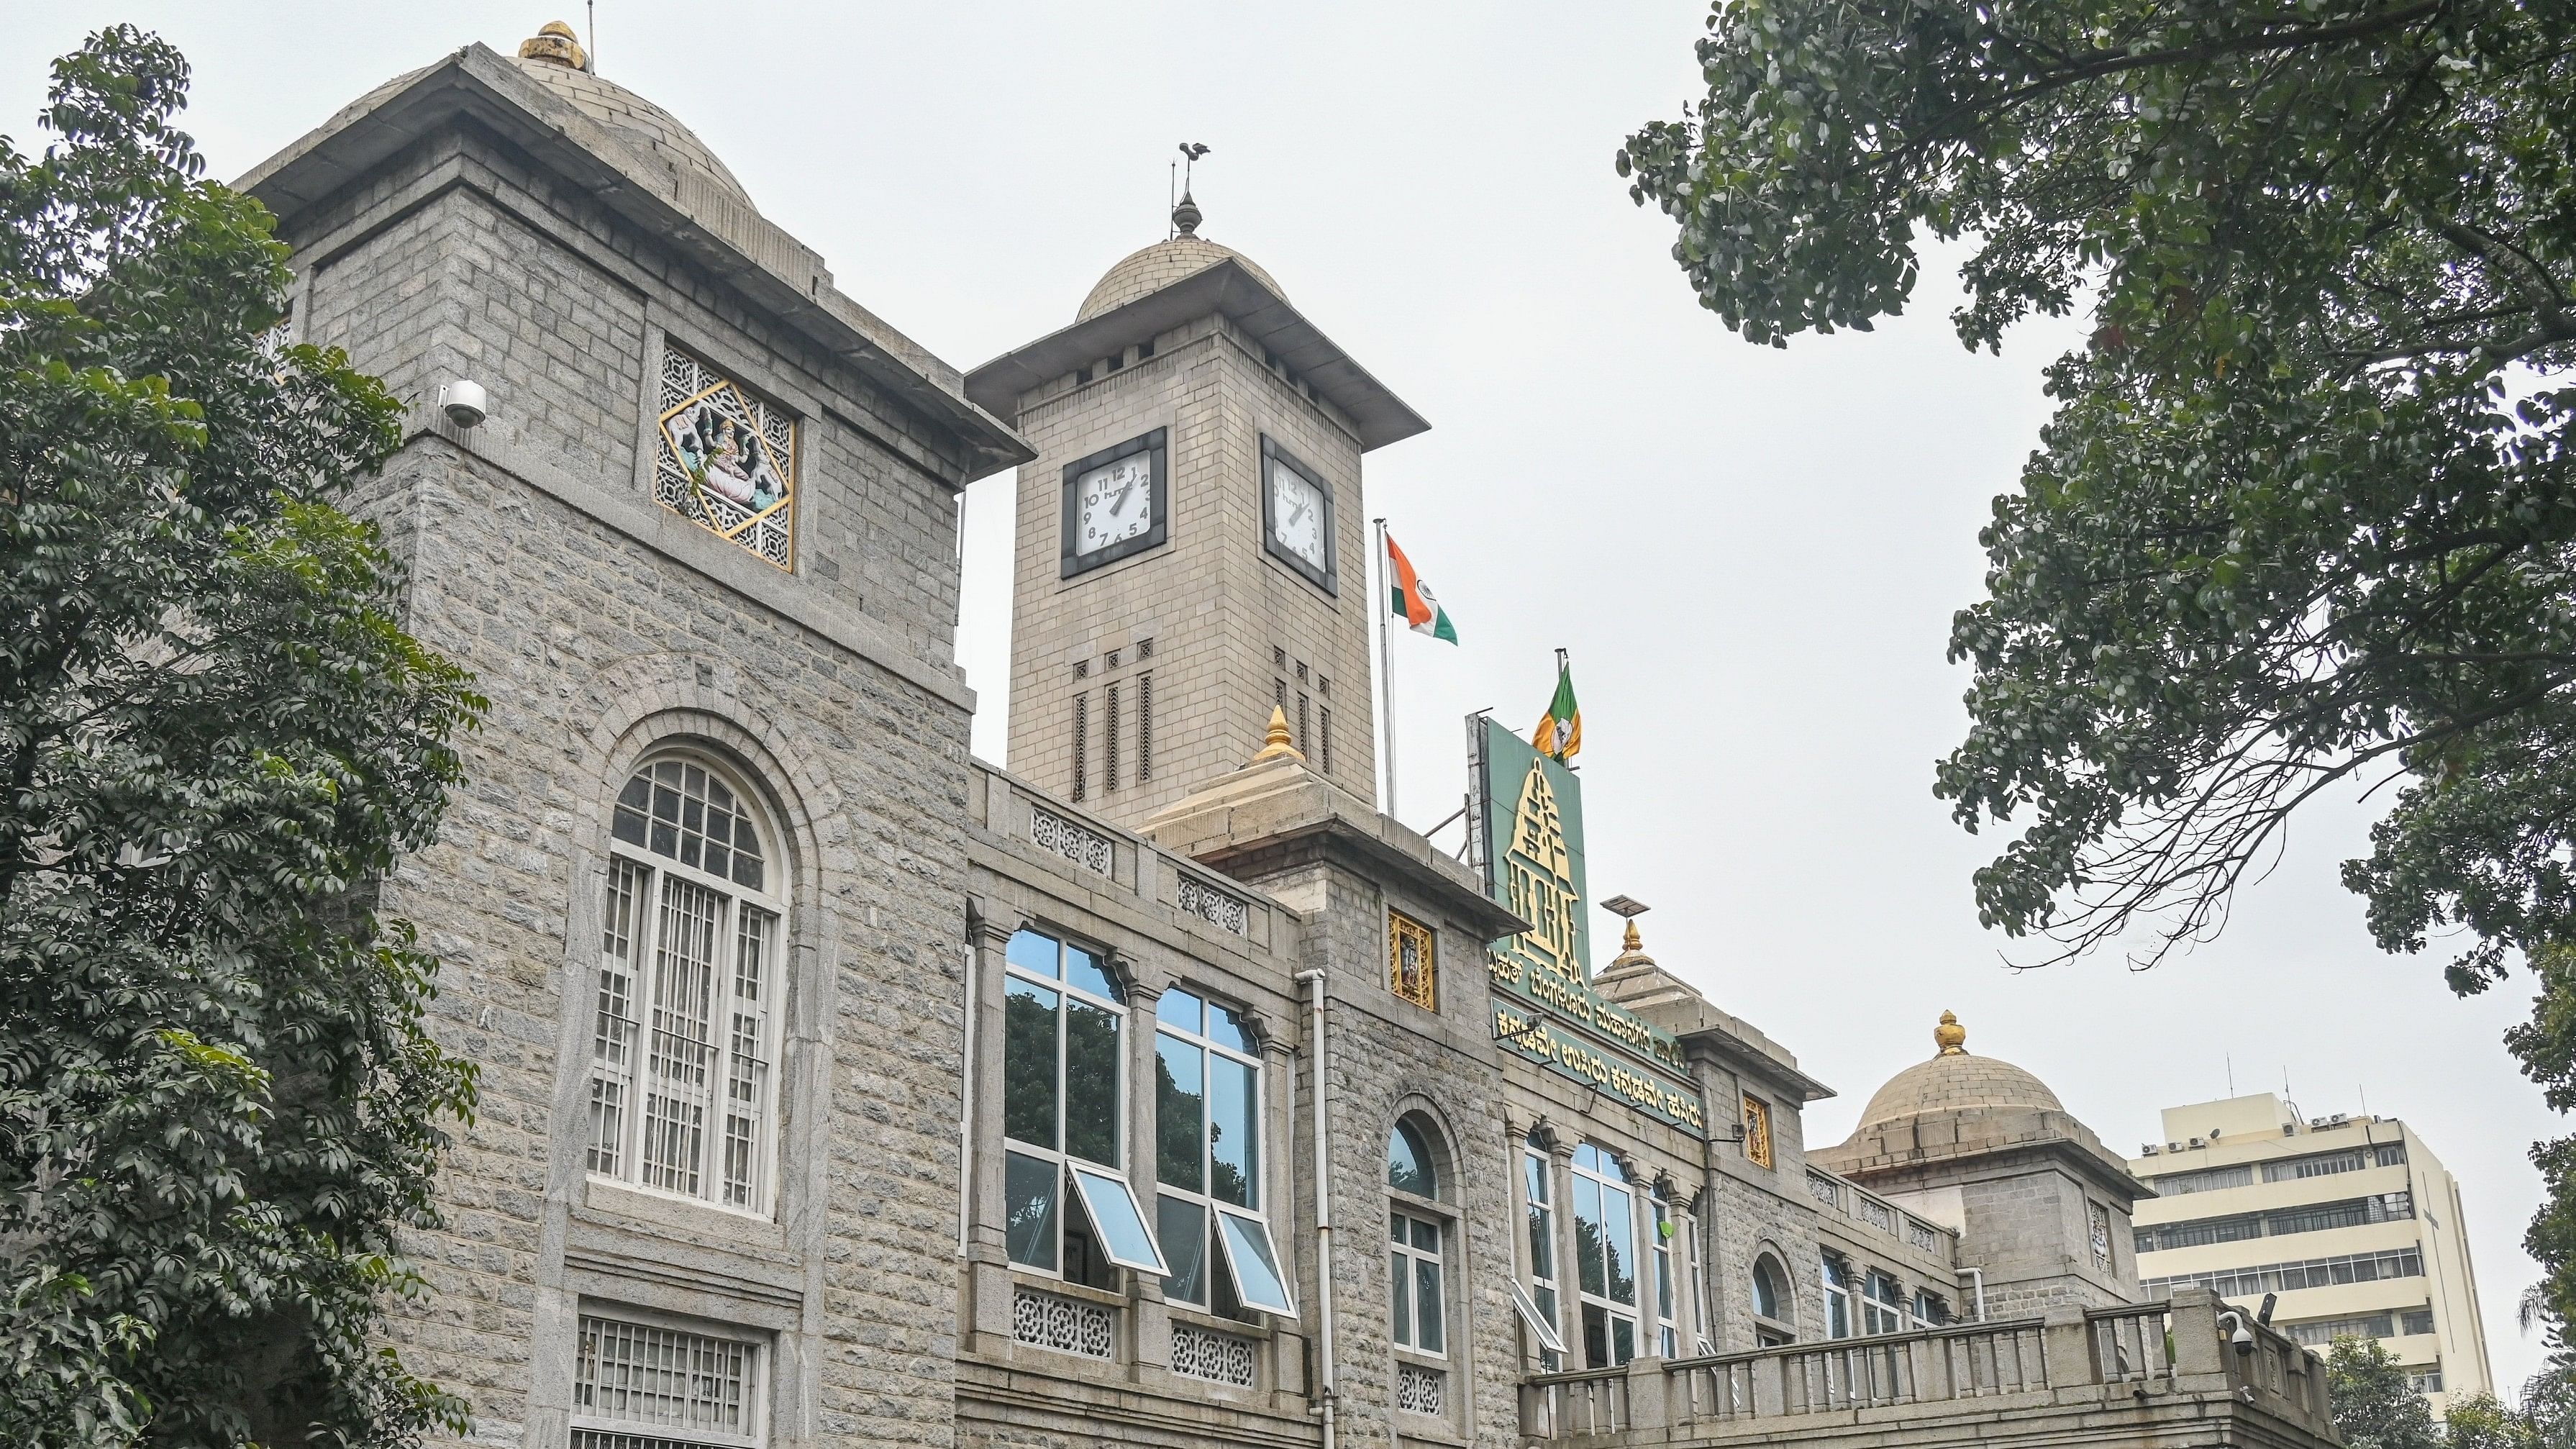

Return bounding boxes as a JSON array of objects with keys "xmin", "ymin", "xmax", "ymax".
[
  {"xmin": 2189, "ymin": 1137, "xmax": 2206, "ymax": 1148},
  {"xmin": 2141, "ymin": 1143, "xmax": 2161, "ymax": 1155}
]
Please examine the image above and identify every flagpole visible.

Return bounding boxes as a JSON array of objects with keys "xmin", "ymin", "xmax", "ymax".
[{"xmin": 1375, "ymin": 516, "xmax": 1398, "ymax": 819}]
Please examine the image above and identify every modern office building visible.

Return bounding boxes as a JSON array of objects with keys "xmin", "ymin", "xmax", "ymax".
[{"xmin": 2127, "ymin": 1094, "xmax": 2493, "ymax": 1414}]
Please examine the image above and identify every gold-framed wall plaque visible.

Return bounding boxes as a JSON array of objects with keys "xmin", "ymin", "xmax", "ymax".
[
  {"xmin": 1388, "ymin": 909, "xmax": 1437, "ymax": 1012},
  {"xmin": 1742, "ymin": 1095, "xmax": 1774, "ymax": 1169}
]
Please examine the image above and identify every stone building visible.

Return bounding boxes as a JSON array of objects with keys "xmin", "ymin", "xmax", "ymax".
[{"xmin": 237, "ymin": 24, "xmax": 2346, "ymax": 1449}]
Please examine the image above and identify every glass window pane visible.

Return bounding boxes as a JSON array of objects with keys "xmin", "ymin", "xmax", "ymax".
[
  {"xmin": 1159, "ymin": 1194, "xmax": 1208, "ymax": 1305},
  {"xmin": 1155, "ymin": 1033, "xmax": 1204, "ymax": 1190},
  {"xmin": 1411, "ymin": 1217, "xmax": 1440, "ymax": 1253},
  {"xmin": 1513, "ymin": 1280, "xmax": 1567, "ymax": 1355},
  {"xmin": 1209, "ymin": 1055, "xmax": 1258, "ymax": 1209},
  {"xmin": 1391, "ymin": 1250, "xmax": 1411, "ymax": 1346},
  {"xmin": 1006, "ymin": 929, "xmax": 1059, "ymax": 978},
  {"xmin": 1388, "ymin": 1120, "xmax": 1437, "ymax": 1197},
  {"xmin": 1612, "ymin": 1316, "xmax": 1635, "ymax": 1365},
  {"xmin": 1583, "ymin": 1304, "xmax": 1609, "ymax": 1369},
  {"xmin": 1004, "ymin": 1150, "xmax": 1059, "ymax": 1271},
  {"xmin": 1157, "ymin": 988, "xmax": 1203, "ymax": 1032},
  {"xmin": 1002, "ymin": 978, "xmax": 1059, "ymax": 1148},
  {"xmin": 1070, "ymin": 1164, "xmax": 1168, "ymax": 1273},
  {"xmin": 1525, "ymin": 1151, "xmax": 1551, "ymax": 1204},
  {"xmin": 1209, "ymin": 1004, "xmax": 1252, "ymax": 1053},
  {"xmin": 1065, "ymin": 944, "xmax": 1121, "ymax": 1002},
  {"xmin": 1216, "ymin": 1209, "xmax": 1296, "ymax": 1316},
  {"xmin": 1391, "ymin": 1209, "xmax": 1406, "ymax": 1243},
  {"xmin": 1603, "ymin": 1187, "xmax": 1635, "ymax": 1306},
  {"xmin": 1574, "ymin": 1178, "xmax": 1608, "ymax": 1296},
  {"xmin": 1064, "ymin": 996, "xmax": 1121, "ymax": 1167},
  {"xmin": 1416, "ymin": 1258, "xmax": 1444, "ymax": 1353}
]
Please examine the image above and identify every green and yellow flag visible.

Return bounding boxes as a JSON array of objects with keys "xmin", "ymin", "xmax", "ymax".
[{"xmin": 1532, "ymin": 655, "xmax": 1580, "ymax": 761}]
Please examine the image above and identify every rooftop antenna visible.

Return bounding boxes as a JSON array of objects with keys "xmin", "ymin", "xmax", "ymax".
[{"xmin": 586, "ymin": 0, "xmax": 597, "ymax": 72}]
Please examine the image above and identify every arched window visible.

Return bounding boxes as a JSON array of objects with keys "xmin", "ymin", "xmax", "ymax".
[
  {"xmin": 1388, "ymin": 1119, "xmax": 1439, "ymax": 1199},
  {"xmin": 1000, "ymin": 927, "xmax": 1165, "ymax": 1287},
  {"xmin": 1752, "ymin": 1253, "xmax": 1796, "ymax": 1345},
  {"xmin": 1570, "ymin": 1144, "xmax": 1639, "ymax": 1367},
  {"xmin": 1388, "ymin": 1116, "xmax": 1447, "ymax": 1359},
  {"xmin": 586, "ymin": 757, "xmax": 787, "ymax": 1214}
]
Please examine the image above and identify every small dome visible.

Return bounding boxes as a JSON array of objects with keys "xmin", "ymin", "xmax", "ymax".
[
  {"xmin": 509, "ymin": 26, "xmax": 755, "ymax": 212},
  {"xmin": 1076, "ymin": 194, "xmax": 1286, "ymax": 322},
  {"xmin": 1852, "ymin": 1012, "xmax": 2065, "ymax": 1130}
]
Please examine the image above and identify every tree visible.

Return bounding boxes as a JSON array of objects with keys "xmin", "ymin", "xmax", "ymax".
[
  {"xmin": 2326, "ymin": 1337, "xmax": 2444, "ymax": 1449},
  {"xmin": 1617, "ymin": 0, "xmax": 2576, "ymax": 1309},
  {"xmin": 0, "ymin": 27, "xmax": 483, "ymax": 1447}
]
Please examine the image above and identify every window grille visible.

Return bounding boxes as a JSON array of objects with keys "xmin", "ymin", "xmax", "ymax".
[
  {"xmin": 2154, "ymin": 1164, "xmax": 2254, "ymax": 1195},
  {"xmin": 1137, "ymin": 673, "xmax": 1153, "ymax": 783},
  {"xmin": 1071, "ymin": 692, "xmax": 1088, "ymax": 802},
  {"xmin": 1029, "ymin": 808, "xmax": 1112, "ymax": 876},
  {"xmin": 1104, "ymin": 683, "xmax": 1121, "ymax": 794},
  {"xmin": 2263, "ymin": 1150, "xmax": 2370, "ymax": 1183},
  {"xmin": 1177, "ymin": 876, "xmax": 1250, "ymax": 936},
  {"xmin": 591, "ymin": 760, "xmax": 782, "ymax": 1215},
  {"xmin": 1171, "ymin": 1323, "xmax": 1257, "ymax": 1386},
  {"xmin": 573, "ymin": 1313, "xmax": 760, "ymax": 1448},
  {"xmin": 1396, "ymin": 1363, "xmax": 1446, "ymax": 1415},
  {"xmin": 1012, "ymin": 1287, "xmax": 1114, "ymax": 1358},
  {"xmin": 2402, "ymin": 1309, "xmax": 2435, "ymax": 1336},
  {"xmin": 1298, "ymin": 691, "xmax": 1311, "ymax": 753},
  {"xmin": 1319, "ymin": 707, "xmax": 1332, "ymax": 774},
  {"xmin": 2285, "ymin": 1313, "xmax": 2395, "ymax": 1346}
]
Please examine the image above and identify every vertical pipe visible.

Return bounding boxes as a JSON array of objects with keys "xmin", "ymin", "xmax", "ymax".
[
  {"xmin": 957, "ymin": 937, "xmax": 976, "ymax": 1257},
  {"xmin": 1298, "ymin": 969, "xmax": 1337, "ymax": 1449}
]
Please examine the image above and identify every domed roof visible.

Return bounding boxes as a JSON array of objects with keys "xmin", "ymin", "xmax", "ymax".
[
  {"xmin": 1076, "ymin": 194, "xmax": 1285, "ymax": 322},
  {"xmin": 1853, "ymin": 1012, "xmax": 2065, "ymax": 1130},
  {"xmin": 510, "ymin": 23, "xmax": 755, "ymax": 212}
]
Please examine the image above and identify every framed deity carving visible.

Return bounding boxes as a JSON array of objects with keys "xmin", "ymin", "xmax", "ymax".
[
  {"xmin": 656, "ymin": 342, "xmax": 797, "ymax": 568},
  {"xmin": 1388, "ymin": 909, "xmax": 1436, "ymax": 1012}
]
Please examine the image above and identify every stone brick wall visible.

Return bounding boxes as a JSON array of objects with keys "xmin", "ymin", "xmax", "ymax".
[{"xmin": 277, "ymin": 112, "xmax": 983, "ymax": 1449}]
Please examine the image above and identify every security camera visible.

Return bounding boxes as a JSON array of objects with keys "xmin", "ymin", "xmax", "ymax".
[
  {"xmin": 2218, "ymin": 1310, "xmax": 2256, "ymax": 1357},
  {"xmin": 438, "ymin": 379, "xmax": 488, "ymax": 430}
]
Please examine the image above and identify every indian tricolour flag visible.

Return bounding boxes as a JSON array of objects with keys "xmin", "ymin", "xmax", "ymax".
[{"xmin": 1385, "ymin": 532, "xmax": 1457, "ymax": 643}]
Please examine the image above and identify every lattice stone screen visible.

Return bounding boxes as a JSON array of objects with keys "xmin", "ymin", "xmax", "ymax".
[
  {"xmin": 1171, "ymin": 1324, "xmax": 1257, "ymax": 1386},
  {"xmin": 1396, "ymin": 1363, "xmax": 1446, "ymax": 1415},
  {"xmin": 1014, "ymin": 1288, "xmax": 1114, "ymax": 1359},
  {"xmin": 1030, "ymin": 807, "xmax": 1113, "ymax": 876}
]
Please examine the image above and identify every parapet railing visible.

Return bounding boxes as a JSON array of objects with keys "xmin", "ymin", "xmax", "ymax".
[{"xmin": 1520, "ymin": 1290, "xmax": 2329, "ymax": 1443}]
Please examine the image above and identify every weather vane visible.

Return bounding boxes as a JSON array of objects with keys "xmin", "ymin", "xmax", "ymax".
[{"xmin": 1170, "ymin": 142, "xmax": 1211, "ymax": 238}]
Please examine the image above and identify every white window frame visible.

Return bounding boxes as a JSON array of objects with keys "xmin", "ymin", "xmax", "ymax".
[
  {"xmin": 1571, "ymin": 1144, "xmax": 1640, "ymax": 1367},
  {"xmin": 571, "ymin": 1306, "xmax": 768, "ymax": 1449},
  {"xmin": 1861, "ymin": 1268, "xmax": 1906, "ymax": 1335},
  {"xmin": 1152, "ymin": 987, "xmax": 1288, "ymax": 1315},
  {"xmin": 1652, "ymin": 1194, "xmax": 1703, "ymax": 1357},
  {"xmin": 1391, "ymin": 1203, "xmax": 1448, "ymax": 1357},
  {"xmin": 1521, "ymin": 1138, "xmax": 1565, "ymax": 1360},
  {"xmin": 1000, "ymin": 927, "xmax": 1151, "ymax": 1284},
  {"xmin": 1823, "ymin": 1254, "xmax": 1854, "ymax": 1340},
  {"xmin": 587, "ymin": 757, "xmax": 788, "ymax": 1218}
]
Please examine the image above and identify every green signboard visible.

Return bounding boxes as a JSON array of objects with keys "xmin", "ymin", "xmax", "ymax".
[{"xmin": 1470, "ymin": 714, "xmax": 1706, "ymax": 1135}]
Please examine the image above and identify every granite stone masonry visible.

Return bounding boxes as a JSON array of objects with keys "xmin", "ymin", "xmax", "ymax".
[{"xmin": 235, "ymin": 27, "xmax": 2341, "ymax": 1449}]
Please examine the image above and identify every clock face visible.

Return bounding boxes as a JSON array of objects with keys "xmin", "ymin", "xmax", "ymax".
[
  {"xmin": 1075, "ymin": 454, "xmax": 1155, "ymax": 555},
  {"xmin": 1267, "ymin": 457, "xmax": 1328, "ymax": 571}
]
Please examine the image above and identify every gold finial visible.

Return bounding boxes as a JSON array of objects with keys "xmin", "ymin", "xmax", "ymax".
[
  {"xmin": 1250, "ymin": 705, "xmax": 1304, "ymax": 763},
  {"xmin": 1934, "ymin": 1010, "xmax": 1967, "ymax": 1056},
  {"xmin": 519, "ymin": 20, "xmax": 588, "ymax": 71},
  {"xmin": 1623, "ymin": 919, "xmax": 1643, "ymax": 954}
]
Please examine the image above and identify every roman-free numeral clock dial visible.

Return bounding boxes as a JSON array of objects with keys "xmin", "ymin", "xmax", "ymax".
[
  {"xmin": 1058, "ymin": 428, "xmax": 1168, "ymax": 578},
  {"xmin": 1260, "ymin": 435, "xmax": 1337, "ymax": 593}
]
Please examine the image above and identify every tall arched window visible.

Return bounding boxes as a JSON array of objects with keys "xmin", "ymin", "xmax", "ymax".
[
  {"xmin": 587, "ymin": 757, "xmax": 787, "ymax": 1214},
  {"xmin": 1388, "ymin": 1117, "xmax": 1447, "ymax": 1358},
  {"xmin": 1571, "ymin": 1144, "xmax": 1639, "ymax": 1367},
  {"xmin": 1752, "ymin": 1253, "xmax": 1796, "ymax": 1346}
]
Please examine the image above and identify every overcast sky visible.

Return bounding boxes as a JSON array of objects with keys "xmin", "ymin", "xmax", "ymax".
[{"xmin": 5, "ymin": 0, "xmax": 2557, "ymax": 1393}]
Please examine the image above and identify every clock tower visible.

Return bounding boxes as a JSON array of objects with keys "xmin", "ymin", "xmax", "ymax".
[{"xmin": 965, "ymin": 196, "xmax": 1428, "ymax": 829}]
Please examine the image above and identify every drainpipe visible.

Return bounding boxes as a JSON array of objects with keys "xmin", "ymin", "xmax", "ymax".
[
  {"xmin": 957, "ymin": 937, "xmax": 976, "ymax": 1257},
  {"xmin": 1297, "ymin": 969, "xmax": 1337, "ymax": 1449},
  {"xmin": 1963, "ymin": 1266, "xmax": 1987, "ymax": 1322}
]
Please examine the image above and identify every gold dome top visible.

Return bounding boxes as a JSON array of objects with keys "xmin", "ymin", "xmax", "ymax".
[
  {"xmin": 519, "ymin": 20, "xmax": 586, "ymax": 71},
  {"xmin": 1934, "ymin": 1010, "xmax": 1967, "ymax": 1055}
]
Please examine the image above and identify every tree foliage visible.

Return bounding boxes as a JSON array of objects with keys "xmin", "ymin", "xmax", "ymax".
[
  {"xmin": 2327, "ymin": 1336, "xmax": 2444, "ymax": 1449},
  {"xmin": 0, "ymin": 27, "xmax": 483, "ymax": 1446},
  {"xmin": 1619, "ymin": 0, "xmax": 2576, "ymax": 1323}
]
